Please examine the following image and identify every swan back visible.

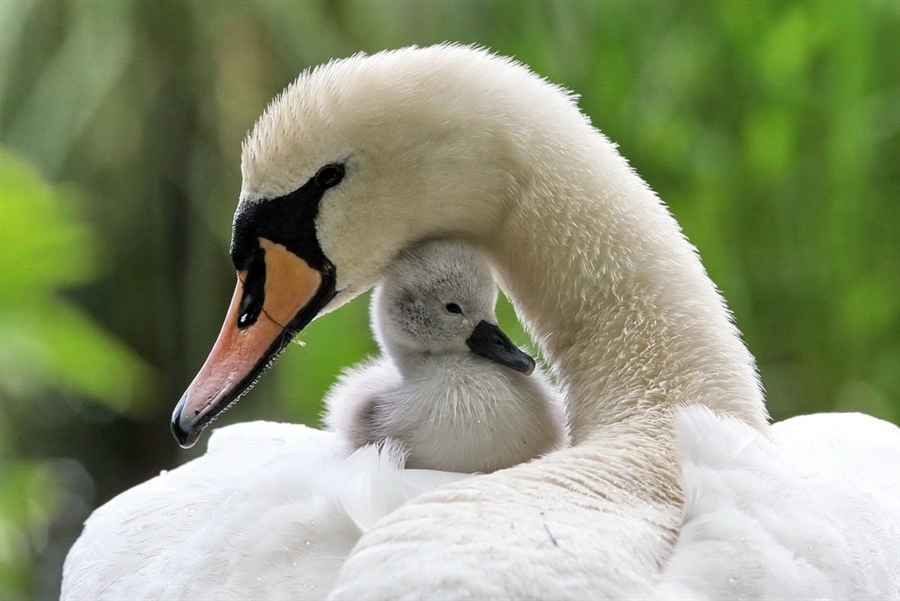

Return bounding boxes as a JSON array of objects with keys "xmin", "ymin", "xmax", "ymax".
[
  {"xmin": 656, "ymin": 407, "xmax": 900, "ymax": 598},
  {"xmin": 61, "ymin": 422, "xmax": 470, "ymax": 600}
]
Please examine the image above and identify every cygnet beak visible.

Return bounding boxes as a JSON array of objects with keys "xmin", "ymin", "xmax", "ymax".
[
  {"xmin": 171, "ymin": 238, "xmax": 335, "ymax": 448},
  {"xmin": 466, "ymin": 320, "xmax": 536, "ymax": 375}
]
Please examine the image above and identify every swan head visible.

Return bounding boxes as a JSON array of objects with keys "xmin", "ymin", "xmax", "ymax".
[
  {"xmin": 372, "ymin": 240, "xmax": 535, "ymax": 375},
  {"xmin": 171, "ymin": 45, "xmax": 563, "ymax": 447}
]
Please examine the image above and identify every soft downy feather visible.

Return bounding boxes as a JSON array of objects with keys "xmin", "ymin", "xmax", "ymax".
[{"xmin": 323, "ymin": 239, "xmax": 567, "ymax": 473}]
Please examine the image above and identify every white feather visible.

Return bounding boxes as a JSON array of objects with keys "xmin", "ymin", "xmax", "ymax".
[
  {"xmin": 61, "ymin": 422, "xmax": 470, "ymax": 600},
  {"xmin": 658, "ymin": 407, "xmax": 900, "ymax": 599}
]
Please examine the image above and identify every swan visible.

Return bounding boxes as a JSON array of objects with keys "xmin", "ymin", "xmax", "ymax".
[
  {"xmin": 63, "ymin": 44, "xmax": 899, "ymax": 599},
  {"xmin": 324, "ymin": 239, "xmax": 567, "ymax": 473}
]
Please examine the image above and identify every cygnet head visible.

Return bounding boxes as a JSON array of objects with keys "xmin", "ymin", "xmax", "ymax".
[{"xmin": 373, "ymin": 240, "xmax": 535, "ymax": 375}]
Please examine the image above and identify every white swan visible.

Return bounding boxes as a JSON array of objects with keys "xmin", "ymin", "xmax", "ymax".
[
  {"xmin": 63, "ymin": 44, "xmax": 899, "ymax": 599},
  {"xmin": 325, "ymin": 239, "xmax": 566, "ymax": 473}
]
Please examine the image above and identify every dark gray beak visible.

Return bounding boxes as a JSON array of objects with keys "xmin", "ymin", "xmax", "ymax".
[{"xmin": 465, "ymin": 320, "xmax": 536, "ymax": 375}]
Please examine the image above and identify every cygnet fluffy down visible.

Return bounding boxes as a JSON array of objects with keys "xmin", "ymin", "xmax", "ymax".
[{"xmin": 324, "ymin": 240, "xmax": 567, "ymax": 473}]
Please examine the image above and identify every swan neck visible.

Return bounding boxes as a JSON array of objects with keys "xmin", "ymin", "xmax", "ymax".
[{"xmin": 486, "ymin": 130, "xmax": 767, "ymax": 442}]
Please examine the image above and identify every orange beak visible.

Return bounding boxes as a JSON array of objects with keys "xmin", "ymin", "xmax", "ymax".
[{"xmin": 171, "ymin": 238, "xmax": 334, "ymax": 448}]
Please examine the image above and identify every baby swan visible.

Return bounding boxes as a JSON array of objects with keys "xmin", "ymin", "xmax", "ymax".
[{"xmin": 324, "ymin": 240, "xmax": 567, "ymax": 473}]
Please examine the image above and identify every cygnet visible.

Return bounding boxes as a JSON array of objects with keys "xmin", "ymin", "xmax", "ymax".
[{"xmin": 324, "ymin": 240, "xmax": 567, "ymax": 473}]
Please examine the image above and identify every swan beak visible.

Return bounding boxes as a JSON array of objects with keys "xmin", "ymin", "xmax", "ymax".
[
  {"xmin": 466, "ymin": 320, "xmax": 536, "ymax": 376},
  {"xmin": 171, "ymin": 238, "xmax": 335, "ymax": 448}
]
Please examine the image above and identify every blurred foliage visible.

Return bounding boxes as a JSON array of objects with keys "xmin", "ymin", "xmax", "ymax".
[
  {"xmin": 0, "ymin": 0, "xmax": 897, "ymax": 598},
  {"xmin": 0, "ymin": 152, "xmax": 152, "ymax": 408},
  {"xmin": 0, "ymin": 461, "xmax": 59, "ymax": 599},
  {"xmin": 0, "ymin": 151, "xmax": 151, "ymax": 600}
]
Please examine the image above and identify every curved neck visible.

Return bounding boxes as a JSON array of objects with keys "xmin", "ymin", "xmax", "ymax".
[{"xmin": 484, "ymin": 126, "xmax": 767, "ymax": 443}]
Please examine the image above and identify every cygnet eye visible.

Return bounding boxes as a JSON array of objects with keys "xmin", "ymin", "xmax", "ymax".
[
  {"xmin": 314, "ymin": 164, "xmax": 345, "ymax": 189},
  {"xmin": 445, "ymin": 302, "xmax": 462, "ymax": 314}
]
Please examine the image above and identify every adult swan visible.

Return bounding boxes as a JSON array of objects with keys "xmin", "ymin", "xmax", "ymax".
[{"xmin": 63, "ymin": 44, "xmax": 899, "ymax": 599}]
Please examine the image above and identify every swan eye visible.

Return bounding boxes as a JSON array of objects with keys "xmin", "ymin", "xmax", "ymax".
[
  {"xmin": 445, "ymin": 303, "xmax": 462, "ymax": 314},
  {"xmin": 314, "ymin": 164, "xmax": 345, "ymax": 189}
]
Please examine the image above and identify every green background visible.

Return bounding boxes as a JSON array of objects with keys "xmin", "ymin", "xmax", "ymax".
[{"xmin": 1, "ymin": 1, "xmax": 897, "ymax": 598}]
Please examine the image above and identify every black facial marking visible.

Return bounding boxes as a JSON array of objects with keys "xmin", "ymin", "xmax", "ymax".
[
  {"xmin": 229, "ymin": 161, "xmax": 346, "ymax": 336},
  {"xmin": 231, "ymin": 162, "xmax": 346, "ymax": 274}
]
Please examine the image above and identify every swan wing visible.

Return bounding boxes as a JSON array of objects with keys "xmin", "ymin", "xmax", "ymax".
[{"xmin": 657, "ymin": 406, "xmax": 900, "ymax": 599}]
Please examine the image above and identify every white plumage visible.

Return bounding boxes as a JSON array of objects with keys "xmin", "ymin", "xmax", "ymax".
[
  {"xmin": 62, "ymin": 44, "xmax": 900, "ymax": 600},
  {"xmin": 61, "ymin": 422, "xmax": 469, "ymax": 599},
  {"xmin": 660, "ymin": 408, "xmax": 899, "ymax": 599}
]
